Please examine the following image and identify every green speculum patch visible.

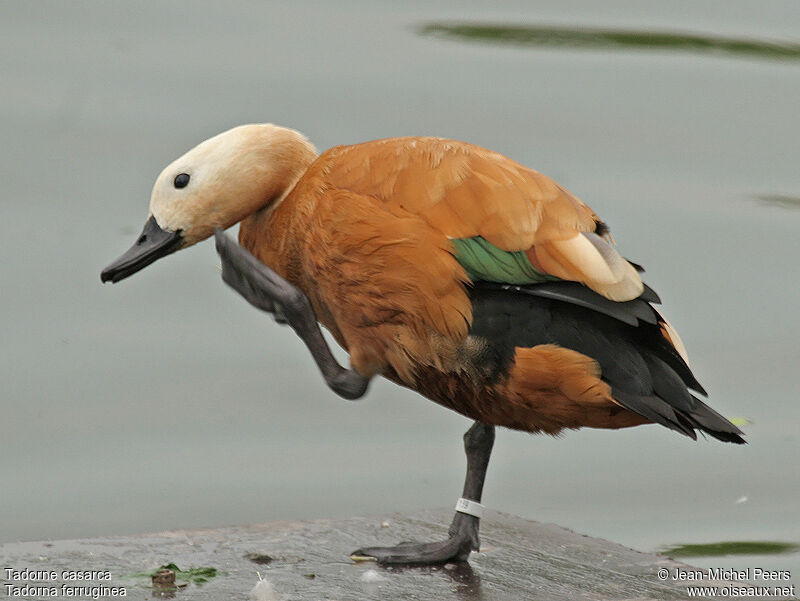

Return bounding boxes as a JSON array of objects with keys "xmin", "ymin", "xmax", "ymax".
[{"xmin": 451, "ymin": 236, "xmax": 558, "ymax": 284}]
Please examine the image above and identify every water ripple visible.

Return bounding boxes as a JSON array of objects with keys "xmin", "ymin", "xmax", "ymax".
[
  {"xmin": 757, "ymin": 194, "xmax": 800, "ymax": 210},
  {"xmin": 662, "ymin": 541, "xmax": 799, "ymax": 557},
  {"xmin": 418, "ymin": 22, "xmax": 800, "ymax": 63}
]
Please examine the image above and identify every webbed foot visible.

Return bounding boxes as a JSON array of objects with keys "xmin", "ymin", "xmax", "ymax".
[
  {"xmin": 214, "ymin": 228, "xmax": 369, "ymax": 400},
  {"xmin": 350, "ymin": 513, "xmax": 480, "ymax": 566}
]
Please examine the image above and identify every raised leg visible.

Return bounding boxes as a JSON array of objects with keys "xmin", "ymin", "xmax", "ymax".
[
  {"xmin": 351, "ymin": 421, "xmax": 495, "ymax": 565},
  {"xmin": 214, "ymin": 229, "xmax": 370, "ymax": 400}
]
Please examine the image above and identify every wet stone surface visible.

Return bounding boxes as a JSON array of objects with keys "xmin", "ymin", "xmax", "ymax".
[{"xmin": 0, "ymin": 510, "xmax": 792, "ymax": 600}]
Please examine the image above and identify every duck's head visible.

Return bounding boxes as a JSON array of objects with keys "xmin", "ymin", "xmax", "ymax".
[{"xmin": 101, "ymin": 123, "xmax": 317, "ymax": 283}]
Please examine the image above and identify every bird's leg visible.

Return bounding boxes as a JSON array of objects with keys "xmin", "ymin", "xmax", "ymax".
[
  {"xmin": 214, "ymin": 228, "xmax": 369, "ymax": 400},
  {"xmin": 351, "ymin": 421, "xmax": 495, "ymax": 565}
]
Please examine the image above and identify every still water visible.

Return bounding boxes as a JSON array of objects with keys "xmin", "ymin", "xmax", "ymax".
[{"xmin": 1, "ymin": 0, "xmax": 798, "ymax": 575}]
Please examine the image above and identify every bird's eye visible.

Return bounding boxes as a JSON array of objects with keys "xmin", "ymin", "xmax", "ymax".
[{"xmin": 174, "ymin": 173, "xmax": 190, "ymax": 189}]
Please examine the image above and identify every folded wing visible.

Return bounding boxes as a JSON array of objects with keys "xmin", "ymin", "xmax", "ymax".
[{"xmin": 324, "ymin": 137, "xmax": 643, "ymax": 301}]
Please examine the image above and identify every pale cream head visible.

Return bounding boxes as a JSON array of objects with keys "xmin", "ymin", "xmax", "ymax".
[{"xmin": 149, "ymin": 123, "xmax": 318, "ymax": 247}]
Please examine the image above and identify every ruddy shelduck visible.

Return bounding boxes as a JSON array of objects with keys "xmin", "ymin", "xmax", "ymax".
[{"xmin": 102, "ymin": 124, "xmax": 744, "ymax": 565}]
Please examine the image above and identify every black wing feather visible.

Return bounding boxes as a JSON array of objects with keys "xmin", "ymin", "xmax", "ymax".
[{"xmin": 469, "ymin": 282, "xmax": 745, "ymax": 444}]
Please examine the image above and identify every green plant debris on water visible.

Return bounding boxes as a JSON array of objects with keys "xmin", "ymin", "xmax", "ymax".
[
  {"xmin": 418, "ymin": 22, "xmax": 800, "ymax": 63},
  {"xmin": 757, "ymin": 195, "xmax": 800, "ymax": 210},
  {"xmin": 129, "ymin": 563, "xmax": 223, "ymax": 586},
  {"xmin": 662, "ymin": 541, "xmax": 800, "ymax": 558}
]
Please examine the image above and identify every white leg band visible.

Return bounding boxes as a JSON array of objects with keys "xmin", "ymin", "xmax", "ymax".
[{"xmin": 455, "ymin": 497, "xmax": 484, "ymax": 518}]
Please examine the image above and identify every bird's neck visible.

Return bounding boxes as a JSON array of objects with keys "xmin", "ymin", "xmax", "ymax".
[
  {"xmin": 238, "ymin": 157, "xmax": 318, "ymax": 282},
  {"xmin": 238, "ymin": 159, "xmax": 348, "ymax": 347}
]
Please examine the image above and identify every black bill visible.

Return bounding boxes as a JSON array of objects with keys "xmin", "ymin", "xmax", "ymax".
[{"xmin": 101, "ymin": 216, "xmax": 183, "ymax": 283}]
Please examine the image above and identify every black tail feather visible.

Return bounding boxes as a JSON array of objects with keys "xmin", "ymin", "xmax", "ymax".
[
  {"xmin": 613, "ymin": 390, "xmax": 745, "ymax": 444},
  {"xmin": 687, "ymin": 395, "xmax": 746, "ymax": 444},
  {"xmin": 614, "ymin": 391, "xmax": 698, "ymax": 440}
]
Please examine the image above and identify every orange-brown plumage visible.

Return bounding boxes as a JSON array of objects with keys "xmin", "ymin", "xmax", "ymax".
[
  {"xmin": 238, "ymin": 136, "xmax": 677, "ymax": 436},
  {"xmin": 99, "ymin": 125, "xmax": 735, "ymax": 442},
  {"xmin": 391, "ymin": 345, "xmax": 649, "ymax": 436},
  {"xmin": 321, "ymin": 138, "xmax": 600, "ymax": 248},
  {"xmin": 103, "ymin": 124, "xmax": 744, "ymax": 567}
]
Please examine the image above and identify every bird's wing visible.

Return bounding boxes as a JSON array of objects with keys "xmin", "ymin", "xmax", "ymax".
[{"xmin": 323, "ymin": 137, "xmax": 643, "ymax": 301}]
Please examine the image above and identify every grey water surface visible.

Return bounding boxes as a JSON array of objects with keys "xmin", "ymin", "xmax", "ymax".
[{"xmin": 1, "ymin": 0, "xmax": 798, "ymax": 576}]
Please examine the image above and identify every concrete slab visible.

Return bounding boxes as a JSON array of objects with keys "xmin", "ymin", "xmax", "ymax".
[{"xmin": 1, "ymin": 510, "xmax": 794, "ymax": 600}]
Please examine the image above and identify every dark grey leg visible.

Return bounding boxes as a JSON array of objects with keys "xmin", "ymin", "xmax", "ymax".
[
  {"xmin": 351, "ymin": 422, "xmax": 495, "ymax": 565},
  {"xmin": 214, "ymin": 229, "xmax": 369, "ymax": 400}
]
